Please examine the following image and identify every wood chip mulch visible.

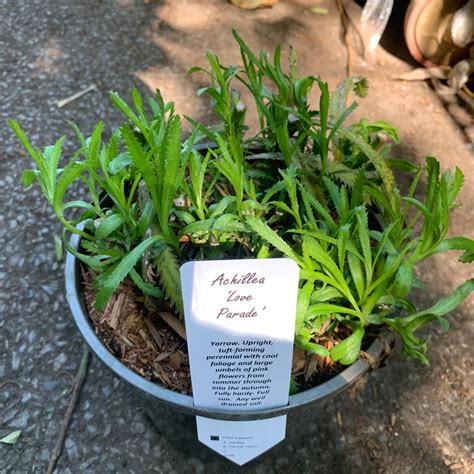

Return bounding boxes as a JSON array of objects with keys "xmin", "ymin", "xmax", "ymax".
[
  {"xmin": 82, "ymin": 269, "xmax": 192, "ymax": 394},
  {"xmin": 81, "ymin": 268, "xmax": 346, "ymax": 395}
]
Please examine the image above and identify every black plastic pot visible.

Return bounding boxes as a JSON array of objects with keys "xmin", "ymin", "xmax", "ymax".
[{"xmin": 65, "ymin": 231, "xmax": 394, "ymax": 463}]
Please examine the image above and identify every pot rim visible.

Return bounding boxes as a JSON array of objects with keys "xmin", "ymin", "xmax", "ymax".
[{"xmin": 65, "ymin": 231, "xmax": 394, "ymax": 421}]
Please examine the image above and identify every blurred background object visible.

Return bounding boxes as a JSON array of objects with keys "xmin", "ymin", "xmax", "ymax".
[
  {"xmin": 230, "ymin": 0, "xmax": 279, "ymax": 9},
  {"xmin": 360, "ymin": 0, "xmax": 394, "ymax": 54},
  {"xmin": 404, "ymin": 0, "xmax": 473, "ymax": 66}
]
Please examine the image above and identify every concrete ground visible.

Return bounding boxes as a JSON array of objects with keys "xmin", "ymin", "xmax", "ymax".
[{"xmin": 1, "ymin": 0, "xmax": 472, "ymax": 473}]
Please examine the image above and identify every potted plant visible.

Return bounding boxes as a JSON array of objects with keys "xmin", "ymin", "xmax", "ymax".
[{"xmin": 9, "ymin": 31, "xmax": 473, "ymax": 457}]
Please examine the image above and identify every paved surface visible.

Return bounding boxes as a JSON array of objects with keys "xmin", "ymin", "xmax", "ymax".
[{"xmin": 1, "ymin": 1, "xmax": 472, "ymax": 473}]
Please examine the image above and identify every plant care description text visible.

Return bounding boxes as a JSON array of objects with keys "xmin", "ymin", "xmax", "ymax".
[
  {"xmin": 208, "ymin": 338, "xmax": 278, "ymax": 408},
  {"xmin": 180, "ymin": 258, "xmax": 299, "ymax": 465}
]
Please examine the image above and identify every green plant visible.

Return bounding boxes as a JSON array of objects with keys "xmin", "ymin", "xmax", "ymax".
[{"xmin": 10, "ymin": 32, "xmax": 473, "ymax": 385}]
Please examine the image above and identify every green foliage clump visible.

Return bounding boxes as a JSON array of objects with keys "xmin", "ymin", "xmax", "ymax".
[{"xmin": 10, "ymin": 31, "xmax": 473, "ymax": 372}]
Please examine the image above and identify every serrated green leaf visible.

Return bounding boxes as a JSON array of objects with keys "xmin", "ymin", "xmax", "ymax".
[
  {"xmin": 132, "ymin": 87, "xmax": 149, "ymax": 126},
  {"xmin": 402, "ymin": 197, "xmax": 433, "ymax": 221},
  {"xmin": 289, "ymin": 375, "xmax": 299, "ymax": 395},
  {"xmin": 327, "ymin": 101, "xmax": 358, "ymax": 144},
  {"xmin": 87, "ymin": 122, "xmax": 104, "ymax": 166},
  {"xmin": 209, "ymin": 196, "xmax": 237, "ymax": 218},
  {"xmin": 22, "ymin": 169, "xmax": 38, "ymax": 188},
  {"xmin": 446, "ymin": 167, "xmax": 464, "ymax": 207},
  {"xmin": 129, "ymin": 268, "xmax": 163, "ymax": 299},
  {"xmin": 246, "ymin": 216, "xmax": 304, "ymax": 265},
  {"xmin": 63, "ymin": 200, "xmax": 96, "ymax": 212},
  {"xmin": 174, "ymin": 210, "xmax": 196, "ymax": 225},
  {"xmin": 330, "ymin": 326, "xmax": 364, "ymax": 365},
  {"xmin": 122, "ymin": 127, "xmax": 161, "ymax": 215},
  {"xmin": 425, "ymin": 156, "xmax": 440, "ymax": 212},
  {"xmin": 356, "ymin": 207, "xmax": 372, "ymax": 288},
  {"xmin": 180, "ymin": 214, "xmax": 246, "ymax": 236},
  {"xmin": 188, "ymin": 65, "xmax": 207, "ymax": 76},
  {"xmin": 154, "ymin": 244, "xmax": 183, "ymax": 317},
  {"xmin": 364, "ymin": 185, "xmax": 397, "ymax": 221},
  {"xmin": 9, "ymin": 119, "xmax": 56, "ymax": 202},
  {"xmin": 337, "ymin": 126, "xmax": 396, "ymax": 204},
  {"xmin": 95, "ymin": 214, "xmax": 126, "ymax": 240},
  {"xmin": 351, "ymin": 168, "xmax": 365, "ymax": 208},
  {"xmin": 317, "ymin": 79, "xmax": 329, "ymax": 136},
  {"xmin": 459, "ymin": 253, "xmax": 473, "ymax": 264},
  {"xmin": 295, "ymin": 282, "xmax": 313, "ymax": 334},
  {"xmin": 398, "ymin": 279, "xmax": 474, "ymax": 330},
  {"xmin": 391, "ymin": 263, "xmax": 413, "ymax": 298},
  {"xmin": 323, "ymin": 176, "xmax": 341, "ymax": 215},
  {"xmin": 371, "ymin": 221, "xmax": 397, "ymax": 268},
  {"xmin": 44, "ymin": 136, "xmax": 66, "ymax": 191},
  {"xmin": 108, "ymin": 153, "xmax": 132, "ymax": 175},
  {"xmin": 291, "ymin": 229, "xmax": 338, "ymax": 247},
  {"xmin": 79, "ymin": 240, "xmax": 123, "ymax": 258},
  {"xmin": 347, "ymin": 252, "xmax": 365, "ymax": 300},
  {"xmin": 8, "ymin": 119, "xmax": 40, "ymax": 162},
  {"xmin": 386, "ymin": 159, "xmax": 419, "ymax": 172},
  {"xmin": 110, "ymin": 91, "xmax": 147, "ymax": 136},
  {"xmin": 433, "ymin": 237, "xmax": 474, "ymax": 263},
  {"xmin": 303, "ymin": 236, "xmax": 361, "ymax": 315},
  {"xmin": 337, "ymin": 224, "xmax": 350, "ymax": 271},
  {"xmin": 298, "ymin": 183, "xmax": 337, "ymax": 231},
  {"xmin": 306, "ymin": 303, "xmax": 359, "ymax": 318},
  {"xmin": 295, "ymin": 336, "xmax": 330, "ymax": 357},
  {"xmin": 310, "ymin": 286, "xmax": 342, "ymax": 302},
  {"xmin": 95, "ymin": 235, "xmax": 164, "ymax": 310}
]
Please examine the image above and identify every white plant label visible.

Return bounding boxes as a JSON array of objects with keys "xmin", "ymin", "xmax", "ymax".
[{"xmin": 180, "ymin": 258, "xmax": 299, "ymax": 465}]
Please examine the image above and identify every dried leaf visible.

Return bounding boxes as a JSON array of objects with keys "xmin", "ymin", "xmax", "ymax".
[
  {"xmin": 155, "ymin": 352, "xmax": 171, "ymax": 362},
  {"xmin": 144, "ymin": 318, "xmax": 163, "ymax": 348},
  {"xmin": 394, "ymin": 67, "xmax": 449, "ymax": 81},
  {"xmin": 390, "ymin": 413, "xmax": 397, "ymax": 427},
  {"xmin": 120, "ymin": 335, "xmax": 134, "ymax": 347},
  {"xmin": 139, "ymin": 329, "xmax": 154, "ymax": 350},
  {"xmin": 447, "ymin": 59, "xmax": 472, "ymax": 91},
  {"xmin": 108, "ymin": 293, "xmax": 124, "ymax": 330},
  {"xmin": 53, "ymin": 235, "xmax": 63, "ymax": 262},
  {"xmin": 0, "ymin": 430, "xmax": 22, "ymax": 445},
  {"xmin": 347, "ymin": 375, "xmax": 368, "ymax": 399},
  {"xmin": 431, "ymin": 78, "xmax": 458, "ymax": 102},
  {"xmin": 57, "ymin": 84, "xmax": 97, "ymax": 108},
  {"xmin": 304, "ymin": 354, "xmax": 319, "ymax": 381},
  {"xmin": 169, "ymin": 352, "xmax": 184, "ymax": 370},
  {"xmin": 310, "ymin": 6, "xmax": 329, "ymax": 15},
  {"xmin": 230, "ymin": 0, "xmax": 278, "ymax": 10},
  {"xmin": 158, "ymin": 311, "xmax": 187, "ymax": 340},
  {"xmin": 292, "ymin": 346, "xmax": 306, "ymax": 373}
]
